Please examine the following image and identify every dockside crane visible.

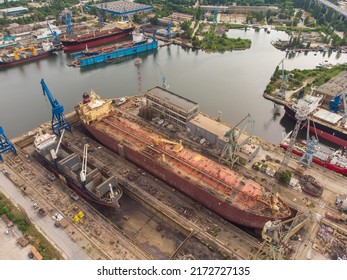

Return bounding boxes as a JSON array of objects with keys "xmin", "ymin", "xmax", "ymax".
[
  {"xmin": 47, "ymin": 22, "xmax": 60, "ymax": 46},
  {"xmin": 0, "ymin": 126, "xmax": 16, "ymax": 162},
  {"xmin": 40, "ymin": 79, "xmax": 71, "ymax": 136},
  {"xmin": 166, "ymin": 15, "xmax": 173, "ymax": 38},
  {"xmin": 281, "ymin": 104, "xmax": 308, "ymax": 168},
  {"xmin": 219, "ymin": 114, "xmax": 254, "ymax": 168},
  {"xmin": 60, "ymin": 8, "xmax": 74, "ymax": 36},
  {"xmin": 254, "ymin": 213, "xmax": 311, "ymax": 260},
  {"xmin": 277, "ymin": 58, "xmax": 286, "ymax": 99}
]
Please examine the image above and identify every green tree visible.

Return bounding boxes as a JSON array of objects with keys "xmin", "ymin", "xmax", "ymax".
[{"xmin": 278, "ymin": 170, "xmax": 292, "ymax": 185}]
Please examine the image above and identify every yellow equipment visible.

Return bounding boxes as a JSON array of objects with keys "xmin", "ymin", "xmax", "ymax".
[
  {"xmin": 254, "ymin": 212, "xmax": 311, "ymax": 260},
  {"xmin": 13, "ymin": 46, "xmax": 38, "ymax": 60},
  {"xmin": 154, "ymin": 137, "xmax": 183, "ymax": 153}
]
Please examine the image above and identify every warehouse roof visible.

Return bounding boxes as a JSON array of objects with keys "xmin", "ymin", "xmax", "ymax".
[
  {"xmin": 95, "ymin": 1, "xmax": 152, "ymax": 15},
  {"xmin": 146, "ymin": 86, "xmax": 198, "ymax": 112},
  {"xmin": 189, "ymin": 113, "xmax": 250, "ymax": 145},
  {"xmin": 316, "ymin": 71, "xmax": 347, "ymax": 98}
]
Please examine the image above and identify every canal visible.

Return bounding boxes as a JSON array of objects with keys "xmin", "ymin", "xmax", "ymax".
[{"xmin": 1, "ymin": 28, "xmax": 347, "ymax": 145}]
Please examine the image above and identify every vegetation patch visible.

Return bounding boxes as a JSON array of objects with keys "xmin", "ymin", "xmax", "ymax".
[
  {"xmin": 0, "ymin": 193, "xmax": 63, "ymax": 260},
  {"xmin": 265, "ymin": 64, "xmax": 347, "ymax": 96}
]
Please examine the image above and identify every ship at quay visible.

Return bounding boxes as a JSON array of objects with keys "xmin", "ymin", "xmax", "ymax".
[
  {"xmin": 0, "ymin": 43, "xmax": 57, "ymax": 69},
  {"xmin": 284, "ymin": 94, "xmax": 347, "ymax": 147},
  {"xmin": 33, "ymin": 130, "xmax": 123, "ymax": 208},
  {"xmin": 69, "ymin": 33, "xmax": 157, "ymax": 68},
  {"xmin": 75, "ymin": 88, "xmax": 292, "ymax": 230},
  {"xmin": 60, "ymin": 21, "xmax": 135, "ymax": 52}
]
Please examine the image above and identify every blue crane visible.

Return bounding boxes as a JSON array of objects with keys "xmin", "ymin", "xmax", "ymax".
[
  {"xmin": 60, "ymin": 8, "xmax": 74, "ymax": 36},
  {"xmin": 40, "ymin": 79, "xmax": 71, "ymax": 136},
  {"xmin": 0, "ymin": 126, "xmax": 16, "ymax": 162},
  {"xmin": 47, "ymin": 22, "xmax": 60, "ymax": 46},
  {"xmin": 99, "ymin": 4, "xmax": 104, "ymax": 28},
  {"xmin": 166, "ymin": 15, "xmax": 173, "ymax": 38}
]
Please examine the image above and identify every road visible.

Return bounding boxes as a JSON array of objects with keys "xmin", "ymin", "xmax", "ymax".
[{"xmin": 0, "ymin": 172, "xmax": 91, "ymax": 260}]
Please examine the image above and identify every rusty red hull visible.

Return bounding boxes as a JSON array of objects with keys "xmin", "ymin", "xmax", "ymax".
[{"xmin": 83, "ymin": 123, "xmax": 287, "ymax": 229}]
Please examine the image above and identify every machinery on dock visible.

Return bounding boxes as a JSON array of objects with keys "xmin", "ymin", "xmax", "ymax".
[
  {"xmin": 40, "ymin": 79, "xmax": 71, "ymax": 136},
  {"xmin": 0, "ymin": 126, "xmax": 16, "ymax": 161},
  {"xmin": 219, "ymin": 114, "xmax": 254, "ymax": 168}
]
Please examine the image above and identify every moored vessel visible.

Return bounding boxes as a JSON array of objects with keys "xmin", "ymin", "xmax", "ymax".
[
  {"xmin": 75, "ymin": 90, "xmax": 292, "ymax": 229},
  {"xmin": 284, "ymin": 94, "xmax": 347, "ymax": 147},
  {"xmin": 60, "ymin": 21, "xmax": 135, "ymax": 52},
  {"xmin": 280, "ymin": 138, "xmax": 347, "ymax": 176},
  {"xmin": 0, "ymin": 43, "xmax": 56, "ymax": 69},
  {"xmin": 34, "ymin": 130, "xmax": 123, "ymax": 208},
  {"xmin": 69, "ymin": 33, "xmax": 157, "ymax": 67}
]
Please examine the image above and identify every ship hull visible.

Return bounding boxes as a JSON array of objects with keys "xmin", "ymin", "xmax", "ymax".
[
  {"xmin": 61, "ymin": 28, "xmax": 134, "ymax": 52},
  {"xmin": 38, "ymin": 152, "xmax": 120, "ymax": 208},
  {"xmin": 279, "ymin": 143, "xmax": 347, "ymax": 176},
  {"xmin": 284, "ymin": 105, "xmax": 347, "ymax": 147},
  {"xmin": 83, "ymin": 123, "xmax": 286, "ymax": 229},
  {"xmin": 0, "ymin": 52, "xmax": 53, "ymax": 69}
]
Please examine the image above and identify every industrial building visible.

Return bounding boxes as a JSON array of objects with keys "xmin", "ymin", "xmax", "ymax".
[
  {"xmin": 95, "ymin": 1, "xmax": 152, "ymax": 17},
  {"xmin": 187, "ymin": 113, "xmax": 231, "ymax": 151},
  {"xmin": 316, "ymin": 71, "xmax": 347, "ymax": 99},
  {"xmin": 145, "ymin": 86, "xmax": 199, "ymax": 126},
  {"xmin": 0, "ymin": 6, "xmax": 28, "ymax": 16}
]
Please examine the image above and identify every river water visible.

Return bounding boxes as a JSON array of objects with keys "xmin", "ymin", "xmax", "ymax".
[{"xmin": 1, "ymin": 28, "xmax": 347, "ymax": 144}]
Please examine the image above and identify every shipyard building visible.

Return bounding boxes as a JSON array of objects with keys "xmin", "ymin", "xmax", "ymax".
[
  {"xmin": 145, "ymin": 86, "xmax": 199, "ymax": 127},
  {"xmin": 145, "ymin": 87, "xmax": 259, "ymax": 164},
  {"xmin": 95, "ymin": 1, "xmax": 153, "ymax": 17}
]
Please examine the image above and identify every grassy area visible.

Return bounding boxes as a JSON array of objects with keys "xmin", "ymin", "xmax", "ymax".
[
  {"xmin": 265, "ymin": 63, "xmax": 347, "ymax": 97},
  {"xmin": 197, "ymin": 32, "xmax": 251, "ymax": 52},
  {"xmin": 0, "ymin": 192, "xmax": 63, "ymax": 260}
]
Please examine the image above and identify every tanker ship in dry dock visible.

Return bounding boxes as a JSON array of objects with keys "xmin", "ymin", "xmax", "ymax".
[{"xmin": 75, "ymin": 89, "xmax": 292, "ymax": 229}]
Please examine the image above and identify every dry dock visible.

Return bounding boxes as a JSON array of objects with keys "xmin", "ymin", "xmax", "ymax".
[{"xmin": 1, "ymin": 98, "xmax": 347, "ymax": 260}]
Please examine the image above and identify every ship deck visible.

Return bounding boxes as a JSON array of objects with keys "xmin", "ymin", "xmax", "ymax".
[{"xmin": 92, "ymin": 109, "xmax": 290, "ymax": 219}]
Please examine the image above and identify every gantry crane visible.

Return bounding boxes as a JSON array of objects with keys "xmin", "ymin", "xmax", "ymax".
[
  {"xmin": 0, "ymin": 126, "xmax": 16, "ymax": 162},
  {"xmin": 300, "ymin": 119, "xmax": 318, "ymax": 167},
  {"xmin": 47, "ymin": 22, "xmax": 60, "ymax": 46},
  {"xmin": 281, "ymin": 104, "xmax": 309, "ymax": 168},
  {"xmin": 166, "ymin": 15, "xmax": 173, "ymax": 38},
  {"xmin": 60, "ymin": 8, "xmax": 74, "ymax": 36},
  {"xmin": 276, "ymin": 58, "xmax": 286, "ymax": 99},
  {"xmin": 254, "ymin": 213, "xmax": 311, "ymax": 260},
  {"xmin": 219, "ymin": 114, "xmax": 254, "ymax": 168},
  {"xmin": 40, "ymin": 79, "xmax": 71, "ymax": 136}
]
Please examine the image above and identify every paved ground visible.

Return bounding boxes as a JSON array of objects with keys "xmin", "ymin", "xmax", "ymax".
[
  {"xmin": 0, "ymin": 172, "xmax": 91, "ymax": 260},
  {"xmin": 0, "ymin": 220, "xmax": 29, "ymax": 260}
]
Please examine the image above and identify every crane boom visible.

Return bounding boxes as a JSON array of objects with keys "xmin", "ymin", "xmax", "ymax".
[
  {"xmin": 40, "ymin": 79, "xmax": 71, "ymax": 136},
  {"xmin": 80, "ymin": 144, "xmax": 89, "ymax": 182},
  {"xmin": 0, "ymin": 126, "xmax": 17, "ymax": 161},
  {"xmin": 47, "ymin": 22, "xmax": 60, "ymax": 45}
]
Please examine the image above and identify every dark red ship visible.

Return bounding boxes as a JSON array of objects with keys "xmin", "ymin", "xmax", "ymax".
[
  {"xmin": 60, "ymin": 21, "xmax": 135, "ymax": 51},
  {"xmin": 75, "ymin": 90, "xmax": 292, "ymax": 230},
  {"xmin": 0, "ymin": 43, "xmax": 56, "ymax": 69}
]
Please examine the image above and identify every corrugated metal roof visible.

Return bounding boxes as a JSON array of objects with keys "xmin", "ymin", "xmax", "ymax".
[{"xmin": 146, "ymin": 86, "xmax": 198, "ymax": 112}]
